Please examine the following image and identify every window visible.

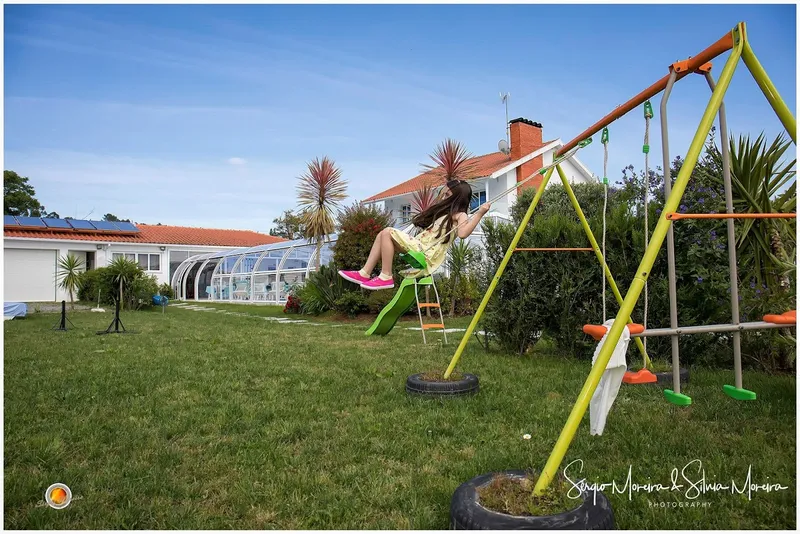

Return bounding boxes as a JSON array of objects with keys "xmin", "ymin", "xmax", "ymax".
[
  {"xmin": 400, "ymin": 204, "xmax": 412, "ymax": 224},
  {"xmin": 112, "ymin": 253, "xmax": 162, "ymax": 272},
  {"xmin": 470, "ymin": 190, "xmax": 487, "ymax": 211}
]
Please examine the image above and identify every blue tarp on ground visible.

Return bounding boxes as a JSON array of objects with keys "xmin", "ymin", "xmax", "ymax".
[{"xmin": 4, "ymin": 302, "xmax": 28, "ymax": 319}]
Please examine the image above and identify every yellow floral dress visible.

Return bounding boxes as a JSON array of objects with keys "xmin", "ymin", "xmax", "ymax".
[{"xmin": 389, "ymin": 215, "xmax": 457, "ymax": 278}]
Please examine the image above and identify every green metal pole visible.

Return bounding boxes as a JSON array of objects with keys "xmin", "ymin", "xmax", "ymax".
[
  {"xmin": 533, "ymin": 31, "xmax": 744, "ymax": 496},
  {"xmin": 740, "ymin": 41, "xmax": 796, "ymax": 144},
  {"xmin": 555, "ymin": 164, "xmax": 651, "ymax": 368},
  {"xmin": 443, "ymin": 167, "xmax": 555, "ymax": 379}
]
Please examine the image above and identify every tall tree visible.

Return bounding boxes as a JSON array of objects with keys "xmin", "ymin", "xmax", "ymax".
[
  {"xmin": 269, "ymin": 209, "xmax": 307, "ymax": 239},
  {"xmin": 297, "ymin": 157, "xmax": 348, "ymax": 270},
  {"xmin": 102, "ymin": 214, "xmax": 131, "ymax": 222},
  {"xmin": 4, "ymin": 170, "xmax": 46, "ymax": 216}
]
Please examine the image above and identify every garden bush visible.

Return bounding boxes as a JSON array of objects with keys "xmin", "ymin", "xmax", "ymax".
[
  {"xmin": 333, "ymin": 202, "xmax": 396, "ymax": 274},
  {"xmin": 481, "ymin": 132, "xmax": 795, "ymax": 370},
  {"xmin": 78, "ymin": 265, "xmax": 160, "ymax": 310},
  {"xmin": 333, "ymin": 291, "xmax": 370, "ymax": 318},
  {"xmin": 296, "ymin": 264, "xmax": 345, "ymax": 315}
]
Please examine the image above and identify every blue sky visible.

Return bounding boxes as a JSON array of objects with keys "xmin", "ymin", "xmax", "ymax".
[{"xmin": 4, "ymin": 4, "xmax": 796, "ymax": 233}]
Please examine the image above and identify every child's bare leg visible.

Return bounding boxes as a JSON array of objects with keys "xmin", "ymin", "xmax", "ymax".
[
  {"xmin": 379, "ymin": 229, "xmax": 397, "ymax": 278},
  {"xmin": 361, "ymin": 231, "xmax": 384, "ymax": 275}
]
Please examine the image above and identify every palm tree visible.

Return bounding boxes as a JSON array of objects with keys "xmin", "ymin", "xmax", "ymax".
[
  {"xmin": 422, "ymin": 138, "xmax": 477, "ymax": 185},
  {"xmin": 297, "ymin": 157, "xmax": 348, "ymax": 270},
  {"xmin": 711, "ymin": 133, "xmax": 796, "ymax": 289},
  {"xmin": 56, "ymin": 253, "xmax": 84, "ymax": 310},
  {"xmin": 107, "ymin": 256, "xmax": 140, "ymax": 310}
]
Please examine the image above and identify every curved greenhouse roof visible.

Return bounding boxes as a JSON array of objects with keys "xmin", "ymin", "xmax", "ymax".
[{"xmin": 172, "ymin": 234, "xmax": 337, "ymax": 303}]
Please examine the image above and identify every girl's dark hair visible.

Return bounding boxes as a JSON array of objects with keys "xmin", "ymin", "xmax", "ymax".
[{"xmin": 411, "ymin": 180, "xmax": 472, "ymax": 240}]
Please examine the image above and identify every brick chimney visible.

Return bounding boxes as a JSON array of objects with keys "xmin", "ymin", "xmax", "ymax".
[{"xmin": 509, "ymin": 118, "xmax": 544, "ymax": 190}]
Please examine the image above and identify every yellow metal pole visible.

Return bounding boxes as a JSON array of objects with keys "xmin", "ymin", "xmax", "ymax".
[
  {"xmin": 443, "ymin": 167, "xmax": 555, "ymax": 379},
  {"xmin": 555, "ymin": 164, "xmax": 651, "ymax": 368},
  {"xmin": 533, "ymin": 27, "xmax": 744, "ymax": 496},
  {"xmin": 740, "ymin": 40, "xmax": 796, "ymax": 143}
]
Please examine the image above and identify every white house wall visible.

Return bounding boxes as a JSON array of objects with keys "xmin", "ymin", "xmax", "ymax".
[{"xmin": 3, "ymin": 238, "xmax": 241, "ymax": 303}]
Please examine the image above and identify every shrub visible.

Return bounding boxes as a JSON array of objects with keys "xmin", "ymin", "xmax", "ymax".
[
  {"xmin": 296, "ymin": 264, "xmax": 346, "ymax": 315},
  {"xmin": 128, "ymin": 274, "xmax": 160, "ymax": 310},
  {"xmin": 78, "ymin": 268, "xmax": 116, "ymax": 305},
  {"xmin": 366, "ymin": 289, "xmax": 397, "ymax": 314},
  {"xmin": 480, "ymin": 132, "xmax": 795, "ymax": 370},
  {"xmin": 284, "ymin": 295, "xmax": 302, "ymax": 314},
  {"xmin": 333, "ymin": 202, "xmax": 406, "ymax": 277},
  {"xmin": 78, "ymin": 265, "xmax": 161, "ymax": 310},
  {"xmin": 333, "ymin": 291, "xmax": 370, "ymax": 318},
  {"xmin": 158, "ymin": 283, "xmax": 174, "ymax": 299}
]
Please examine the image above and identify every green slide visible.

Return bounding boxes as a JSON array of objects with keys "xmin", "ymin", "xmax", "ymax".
[{"xmin": 366, "ymin": 277, "xmax": 431, "ymax": 336}]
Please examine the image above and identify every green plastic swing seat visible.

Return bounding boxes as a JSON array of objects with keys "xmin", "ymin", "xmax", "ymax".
[{"xmin": 400, "ymin": 250, "xmax": 427, "ymax": 271}]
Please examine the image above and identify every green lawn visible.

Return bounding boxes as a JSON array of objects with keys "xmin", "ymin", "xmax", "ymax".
[{"xmin": 4, "ymin": 302, "xmax": 796, "ymax": 529}]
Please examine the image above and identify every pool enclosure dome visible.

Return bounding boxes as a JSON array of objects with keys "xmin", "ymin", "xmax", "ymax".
[{"xmin": 171, "ymin": 235, "xmax": 337, "ymax": 303}]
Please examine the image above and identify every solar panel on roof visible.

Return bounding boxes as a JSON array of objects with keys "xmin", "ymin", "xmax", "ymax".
[
  {"xmin": 66, "ymin": 219, "xmax": 95, "ymax": 230},
  {"xmin": 112, "ymin": 221, "xmax": 140, "ymax": 232},
  {"xmin": 16, "ymin": 216, "xmax": 46, "ymax": 227},
  {"xmin": 89, "ymin": 220, "xmax": 118, "ymax": 231},
  {"xmin": 4, "ymin": 215, "xmax": 19, "ymax": 226},
  {"xmin": 43, "ymin": 218, "xmax": 72, "ymax": 229}
]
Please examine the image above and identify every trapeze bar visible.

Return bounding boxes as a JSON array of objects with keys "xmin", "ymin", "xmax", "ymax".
[
  {"xmin": 667, "ymin": 212, "xmax": 796, "ymax": 221},
  {"xmin": 630, "ymin": 321, "xmax": 794, "ymax": 338},
  {"xmin": 514, "ymin": 247, "xmax": 593, "ymax": 252}
]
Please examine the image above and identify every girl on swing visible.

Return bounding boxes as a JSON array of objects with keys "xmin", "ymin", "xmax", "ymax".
[{"xmin": 339, "ymin": 179, "xmax": 491, "ymax": 290}]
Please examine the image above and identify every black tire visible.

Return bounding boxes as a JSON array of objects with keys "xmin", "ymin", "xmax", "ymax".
[
  {"xmin": 655, "ymin": 368, "xmax": 690, "ymax": 387},
  {"xmin": 405, "ymin": 372, "xmax": 479, "ymax": 397},
  {"xmin": 450, "ymin": 470, "xmax": 615, "ymax": 530}
]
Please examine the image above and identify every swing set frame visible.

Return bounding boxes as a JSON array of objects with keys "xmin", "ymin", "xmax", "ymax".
[{"xmin": 437, "ymin": 21, "xmax": 795, "ymax": 496}]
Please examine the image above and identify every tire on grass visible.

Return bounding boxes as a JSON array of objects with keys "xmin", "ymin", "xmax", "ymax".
[
  {"xmin": 405, "ymin": 372, "xmax": 479, "ymax": 397},
  {"xmin": 450, "ymin": 470, "xmax": 615, "ymax": 530}
]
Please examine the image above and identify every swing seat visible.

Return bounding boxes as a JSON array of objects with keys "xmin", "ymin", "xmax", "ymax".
[
  {"xmin": 623, "ymin": 369, "xmax": 658, "ymax": 384},
  {"xmin": 763, "ymin": 310, "xmax": 796, "ymax": 325},
  {"xmin": 399, "ymin": 250, "xmax": 427, "ymax": 271},
  {"xmin": 582, "ymin": 322, "xmax": 645, "ymax": 341}
]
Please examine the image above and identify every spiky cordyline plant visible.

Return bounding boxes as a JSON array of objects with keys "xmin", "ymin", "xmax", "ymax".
[
  {"xmin": 410, "ymin": 184, "xmax": 437, "ymax": 216},
  {"xmin": 297, "ymin": 156, "xmax": 348, "ymax": 270},
  {"xmin": 56, "ymin": 253, "xmax": 84, "ymax": 310},
  {"xmin": 708, "ymin": 132, "xmax": 796, "ymax": 290},
  {"xmin": 422, "ymin": 138, "xmax": 478, "ymax": 185}
]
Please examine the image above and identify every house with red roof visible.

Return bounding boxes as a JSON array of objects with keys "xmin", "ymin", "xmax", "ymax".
[
  {"xmin": 363, "ymin": 118, "xmax": 595, "ymax": 236},
  {"xmin": 3, "ymin": 219, "xmax": 284, "ymax": 302}
]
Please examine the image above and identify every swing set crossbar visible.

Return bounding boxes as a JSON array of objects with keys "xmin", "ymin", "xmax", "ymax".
[
  {"xmin": 630, "ymin": 320, "xmax": 795, "ymax": 338},
  {"xmin": 514, "ymin": 247, "xmax": 593, "ymax": 252},
  {"xmin": 667, "ymin": 212, "xmax": 796, "ymax": 220}
]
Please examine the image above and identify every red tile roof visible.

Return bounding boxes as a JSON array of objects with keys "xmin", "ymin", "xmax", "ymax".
[
  {"xmin": 3, "ymin": 223, "xmax": 285, "ymax": 247},
  {"xmin": 364, "ymin": 141, "xmax": 557, "ymax": 202}
]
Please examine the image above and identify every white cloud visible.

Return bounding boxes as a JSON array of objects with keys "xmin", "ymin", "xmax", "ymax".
[{"xmin": 228, "ymin": 157, "xmax": 247, "ymax": 166}]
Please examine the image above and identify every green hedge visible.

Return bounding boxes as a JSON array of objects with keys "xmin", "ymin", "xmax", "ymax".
[{"xmin": 481, "ymin": 151, "xmax": 795, "ymax": 370}]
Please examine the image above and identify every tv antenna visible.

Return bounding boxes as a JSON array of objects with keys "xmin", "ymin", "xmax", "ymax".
[{"xmin": 499, "ymin": 92, "xmax": 511, "ymax": 155}]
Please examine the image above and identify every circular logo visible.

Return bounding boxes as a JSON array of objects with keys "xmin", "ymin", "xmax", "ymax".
[{"xmin": 44, "ymin": 483, "xmax": 72, "ymax": 509}]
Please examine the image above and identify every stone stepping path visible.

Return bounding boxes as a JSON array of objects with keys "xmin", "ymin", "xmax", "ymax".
[{"xmin": 171, "ymin": 302, "xmax": 478, "ymax": 334}]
